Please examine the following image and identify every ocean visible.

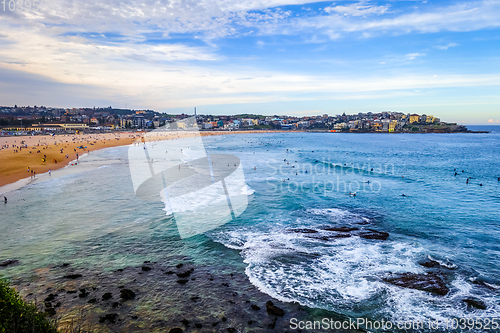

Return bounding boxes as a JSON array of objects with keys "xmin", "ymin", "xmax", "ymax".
[{"xmin": 1, "ymin": 128, "xmax": 499, "ymax": 332}]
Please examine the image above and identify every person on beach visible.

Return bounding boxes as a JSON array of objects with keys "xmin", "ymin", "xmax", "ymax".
[
  {"xmin": 49, "ymin": 169, "xmax": 51, "ymax": 176},
  {"xmin": 4, "ymin": 196, "xmax": 7, "ymax": 203}
]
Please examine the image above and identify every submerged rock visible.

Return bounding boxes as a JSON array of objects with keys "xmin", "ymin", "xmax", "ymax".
[
  {"xmin": 420, "ymin": 260, "xmax": 441, "ymax": 268},
  {"xmin": 359, "ymin": 229, "xmax": 389, "ymax": 240},
  {"xmin": 0, "ymin": 259, "xmax": 20, "ymax": 267},
  {"xmin": 120, "ymin": 288, "xmax": 136, "ymax": 301},
  {"xmin": 176, "ymin": 270, "xmax": 192, "ymax": 278},
  {"xmin": 169, "ymin": 328, "xmax": 183, "ymax": 333},
  {"xmin": 102, "ymin": 292, "xmax": 112, "ymax": 301},
  {"xmin": 266, "ymin": 301, "xmax": 285, "ymax": 316},
  {"xmin": 64, "ymin": 274, "xmax": 83, "ymax": 279},
  {"xmin": 99, "ymin": 313, "xmax": 118, "ymax": 324},
  {"xmin": 383, "ymin": 273, "xmax": 449, "ymax": 296},
  {"xmin": 44, "ymin": 294, "xmax": 57, "ymax": 302},
  {"xmin": 78, "ymin": 288, "xmax": 89, "ymax": 298},
  {"xmin": 324, "ymin": 227, "xmax": 358, "ymax": 232},
  {"xmin": 463, "ymin": 298, "xmax": 487, "ymax": 310},
  {"xmin": 141, "ymin": 266, "xmax": 152, "ymax": 271},
  {"xmin": 287, "ymin": 228, "xmax": 318, "ymax": 234}
]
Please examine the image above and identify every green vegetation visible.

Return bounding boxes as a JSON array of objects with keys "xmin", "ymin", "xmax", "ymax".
[
  {"xmin": 234, "ymin": 114, "xmax": 266, "ymax": 119},
  {"xmin": 0, "ymin": 278, "xmax": 58, "ymax": 333},
  {"xmin": 253, "ymin": 124, "xmax": 272, "ymax": 129}
]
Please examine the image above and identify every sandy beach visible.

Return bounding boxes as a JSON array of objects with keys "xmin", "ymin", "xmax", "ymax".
[
  {"xmin": 0, "ymin": 130, "xmax": 284, "ymax": 191},
  {"xmin": 0, "ymin": 132, "xmax": 141, "ymax": 188}
]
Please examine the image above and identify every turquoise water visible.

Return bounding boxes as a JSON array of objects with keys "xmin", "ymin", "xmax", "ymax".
[{"xmin": 1, "ymin": 129, "xmax": 500, "ymax": 331}]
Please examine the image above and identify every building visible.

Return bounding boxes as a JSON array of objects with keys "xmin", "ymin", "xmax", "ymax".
[{"xmin": 409, "ymin": 114, "xmax": 420, "ymax": 124}]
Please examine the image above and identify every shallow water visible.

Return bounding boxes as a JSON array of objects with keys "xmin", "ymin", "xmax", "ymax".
[{"xmin": 1, "ymin": 130, "xmax": 499, "ymax": 332}]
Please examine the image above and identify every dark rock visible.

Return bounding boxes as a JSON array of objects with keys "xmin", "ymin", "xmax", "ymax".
[
  {"xmin": 87, "ymin": 298, "xmax": 97, "ymax": 304},
  {"xmin": 195, "ymin": 323, "xmax": 203, "ymax": 328},
  {"xmin": 144, "ymin": 261, "xmax": 150, "ymax": 263},
  {"xmin": 268, "ymin": 317, "xmax": 277, "ymax": 329},
  {"xmin": 212, "ymin": 322, "xmax": 219, "ymax": 327},
  {"xmin": 177, "ymin": 279, "xmax": 189, "ymax": 284},
  {"xmin": 45, "ymin": 307, "xmax": 56, "ymax": 317},
  {"xmin": 288, "ymin": 228, "xmax": 318, "ymax": 234},
  {"xmin": 99, "ymin": 313, "xmax": 118, "ymax": 324},
  {"xmin": 64, "ymin": 274, "xmax": 82, "ymax": 279},
  {"xmin": 169, "ymin": 329, "xmax": 183, "ymax": 333},
  {"xmin": 308, "ymin": 234, "xmax": 351, "ymax": 241},
  {"xmin": 176, "ymin": 270, "xmax": 192, "ymax": 278},
  {"xmin": 180, "ymin": 319, "xmax": 190, "ymax": 327},
  {"xmin": 383, "ymin": 273, "xmax": 449, "ymax": 296},
  {"xmin": 102, "ymin": 292, "xmax": 112, "ymax": 301},
  {"xmin": 472, "ymin": 279, "xmax": 497, "ymax": 290},
  {"xmin": 324, "ymin": 227, "xmax": 358, "ymax": 232},
  {"xmin": 248, "ymin": 320, "xmax": 256, "ymax": 325},
  {"xmin": 44, "ymin": 302, "xmax": 52, "ymax": 308},
  {"xmin": 463, "ymin": 298, "xmax": 487, "ymax": 310},
  {"xmin": 112, "ymin": 302, "xmax": 120, "ymax": 308},
  {"xmin": 141, "ymin": 266, "xmax": 152, "ymax": 271},
  {"xmin": 116, "ymin": 269, "xmax": 123, "ymax": 272},
  {"xmin": 44, "ymin": 294, "xmax": 57, "ymax": 302},
  {"xmin": 227, "ymin": 328, "xmax": 236, "ymax": 333},
  {"xmin": 0, "ymin": 259, "xmax": 19, "ymax": 267},
  {"xmin": 66, "ymin": 290, "xmax": 77, "ymax": 294},
  {"xmin": 221, "ymin": 317, "xmax": 227, "ymax": 322},
  {"xmin": 120, "ymin": 289, "xmax": 136, "ymax": 301},
  {"xmin": 251, "ymin": 304, "xmax": 260, "ymax": 310},
  {"xmin": 359, "ymin": 229, "xmax": 389, "ymax": 240},
  {"xmin": 190, "ymin": 296, "xmax": 200, "ymax": 302},
  {"xmin": 266, "ymin": 301, "xmax": 285, "ymax": 316},
  {"xmin": 131, "ymin": 316, "xmax": 138, "ymax": 319},
  {"xmin": 54, "ymin": 302, "xmax": 61, "ymax": 308},
  {"xmin": 222, "ymin": 283, "xmax": 229, "ymax": 287},
  {"xmin": 176, "ymin": 263, "xmax": 184, "ymax": 269},
  {"xmin": 420, "ymin": 260, "xmax": 440, "ymax": 268},
  {"xmin": 166, "ymin": 271, "xmax": 174, "ymax": 275},
  {"xmin": 62, "ymin": 263, "xmax": 70, "ymax": 267},
  {"xmin": 78, "ymin": 288, "xmax": 89, "ymax": 298}
]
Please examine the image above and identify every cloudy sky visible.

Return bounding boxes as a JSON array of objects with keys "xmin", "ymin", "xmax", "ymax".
[{"xmin": 0, "ymin": 0, "xmax": 499, "ymax": 123}]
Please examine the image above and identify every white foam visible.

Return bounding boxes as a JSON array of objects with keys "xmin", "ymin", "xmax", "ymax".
[{"xmin": 209, "ymin": 218, "xmax": 500, "ymax": 328}]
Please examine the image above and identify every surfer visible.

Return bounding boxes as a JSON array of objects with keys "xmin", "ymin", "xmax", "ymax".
[{"xmin": 3, "ymin": 196, "xmax": 6, "ymax": 203}]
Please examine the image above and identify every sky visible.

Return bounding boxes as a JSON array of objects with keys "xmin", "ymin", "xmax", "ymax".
[{"xmin": 0, "ymin": 0, "xmax": 499, "ymax": 124}]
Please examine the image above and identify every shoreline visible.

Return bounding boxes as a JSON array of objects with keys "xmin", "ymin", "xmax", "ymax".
[
  {"xmin": 0, "ymin": 130, "xmax": 291, "ymax": 193},
  {"xmin": 1, "ymin": 128, "xmax": 492, "ymax": 193}
]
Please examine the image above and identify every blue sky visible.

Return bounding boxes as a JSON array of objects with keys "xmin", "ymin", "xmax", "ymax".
[{"xmin": 0, "ymin": 0, "xmax": 499, "ymax": 123}]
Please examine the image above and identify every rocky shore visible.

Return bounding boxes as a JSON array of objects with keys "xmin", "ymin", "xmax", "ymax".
[{"xmin": 7, "ymin": 258, "xmax": 364, "ymax": 333}]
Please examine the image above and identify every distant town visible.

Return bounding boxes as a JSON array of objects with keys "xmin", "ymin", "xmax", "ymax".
[{"xmin": 0, "ymin": 105, "xmax": 475, "ymax": 135}]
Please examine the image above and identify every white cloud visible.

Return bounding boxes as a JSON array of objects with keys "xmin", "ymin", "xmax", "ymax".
[
  {"xmin": 324, "ymin": 3, "xmax": 390, "ymax": 17},
  {"xmin": 435, "ymin": 42, "xmax": 459, "ymax": 50},
  {"xmin": 406, "ymin": 53, "xmax": 426, "ymax": 60}
]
